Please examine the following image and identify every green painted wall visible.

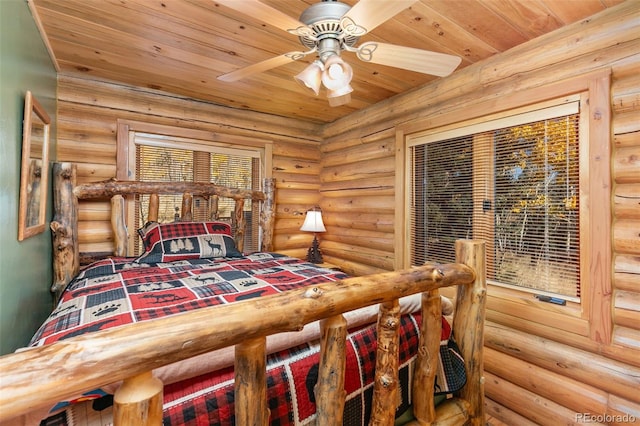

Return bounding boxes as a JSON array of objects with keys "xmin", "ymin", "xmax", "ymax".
[{"xmin": 0, "ymin": 0, "xmax": 57, "ymax": 355}]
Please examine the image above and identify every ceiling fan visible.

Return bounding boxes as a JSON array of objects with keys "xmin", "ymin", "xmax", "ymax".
[{"xmin": 216, "ymin": 0, "xmax": 461, "ymax": 106}]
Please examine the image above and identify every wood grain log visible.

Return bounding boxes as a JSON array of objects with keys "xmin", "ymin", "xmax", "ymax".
[
  {"xmin": 319, "ymin": 175, "xmax": 395, "ymax": 195},
  {"xmin": 181, "ymin": 192, "xmax": 193, "ymax": 221},
  {"xmin": 412, "ymin": 289, "xmax": 442, "ymax": 422},
  {"xmin": 613, "ymin": 110, "xmax": 640, "ymax": 135},
  {"xmin": 321, "ymin": 228, "xmax": 394, "ymax": 253},
  {"xmin": 484, "ymin": 371, "xmax": 607, "ymax": 425},
  {"xmin": 110, "ymin": 195, "xmax": 127, "ymax": 256},
  {"xmin": 614, "ymin": 145, "xmax": 640, "ymax": 184},
  {"xmin": 0, "ymin": 261, "xmax": 476, "ymax": 422},
  {"xmin": 614, "ymin": 254, "xmax": 640, "ymax": 293},
  {"xmin": 74, "ymin": 179, "xmax": 266, "ymax": 201},
  {"xmin": 50, "ymin": 163, "xmax": 79, "ymax": 302},
  {"xmin": 613, "ymin": 130, "xmax": 639, "ymax": 149},
  {"xmin": 322, "ymin": 211, "xmax": 395, "ymax": 233},
  {"xmin": 209, "ymin": 195, "xmax": 219, "ymax": 220},
  {"xmin": 78, "ymin": 201, "xmax": 110, "ymax": 221},
  {"xmin": 613, "ymin": 325, "xmax": 640, "ymax": 351},
  {"xmin": 613, "ymin": 219, "xmax": 640, "ymax": 255},
  {"xmin": 453, "ymin": 239, "xmax": 487, "ymax": 425},
  {"xmin": 233, "ymin": 198, "xmax": 245, "ymax": 253},
  {"xmin": 113, "ymin": 371, "xmax": 163, "ymax": 426},
  {"xmin": 58, "ymin": 75, "xmax": 323, "ymax": 139},
  {"xmin": 235, "ymin": 337, "xmax": 269, "ymax": 426},
  {"xmin": 77, "ymin": 221, "xmax": 113, "ymax": 245},
  {"xmin": 614, "ymin": 289, "xmax": 640, "ymax": 330},
  {"xmin": 370, "ymin": 300, "xmax": 401, "ymax": 425},
  {"xmin": 314, "ymin": 315, "xmax": 347, "ymax": 425},
  {"xmin": 148, "ymin": 193, "xmax": 159, "ymax": 223},
  {"xmin": 485, "ymin": 322, "xmax": 640, "ymax": 403},
  {"xmin": 260, "ymin": 178, "xmax": 276, "ymax": 252},
  {"xmin": 484, "ymin": 347, "xmax": 608, "ymax": 414},
  {"xmin": 484, "ymin": 398, "xmax": 538, "ymax": 426},
  {"xmin": 614, "ymin": 183, "xmax": 640, "ymax": 220}
]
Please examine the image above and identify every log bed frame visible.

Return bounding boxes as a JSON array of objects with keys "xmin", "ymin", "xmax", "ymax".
[{"xmin": 0, "ymin": 162, "xmax": 487, "ymax": 426}]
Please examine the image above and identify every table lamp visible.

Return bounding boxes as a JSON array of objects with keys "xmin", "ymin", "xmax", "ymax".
[{"xmin": 300, "ymin": 207, "xmax": 326, "ymax": 263}]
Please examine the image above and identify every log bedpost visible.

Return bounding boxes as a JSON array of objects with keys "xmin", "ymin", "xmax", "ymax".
[
  {"xmin": 181, "ymin": 192, "xmax": 193, "ymax": 221},
  {"xmin": 315, "ymin": 314, "xmax": 348, "ymax": 424},
  {"xmin": 209, "ymin": 195, "xmax": 219, "ymax": 220},
  {"xmin": 50, "ymin": 162, "xmax": 79, "ymax": 303},
  {"xmin": 412, "ymin": 288, "xmax": 443, "ymax": 422},
  {"xmin": 233, "ymin": 198, "xmax": 246, "ymax": 253},
  {"xmin": 452, "ymin": 239, "xmax": 486, "ymax": 425},
  {"xmin": 235, "ymin": 337, "xmax": 269, "ymax": 426},
  {"xmin": 113, "ymin": 371, "xmax": 163, "ymax": 425},
  {"xmin": 370, "ymin": 299, "xmax": 402, "ymax": 425},
  {"xmin": 148, "ymin": 193, "xmax": 159, "ymax": 223},
  {"xmin": 260, "ymin": 178, "xmax": 276, "ymax": 252},
  {"xmin": 111, "ymin": 195, "xmax": 127, "ymax": 256}
]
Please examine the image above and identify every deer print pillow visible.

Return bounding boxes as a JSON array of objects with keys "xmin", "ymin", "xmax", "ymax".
[{"xmin": 135, "ymin": 221, "xmax": 242, "ymax": 263}]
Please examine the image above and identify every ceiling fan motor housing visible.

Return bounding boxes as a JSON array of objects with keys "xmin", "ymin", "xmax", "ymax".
[{"xmin": 298, "ymin": 0, "xmax": 360, "ymax": 56}]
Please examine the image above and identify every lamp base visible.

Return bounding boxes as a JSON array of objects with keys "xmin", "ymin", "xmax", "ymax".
[{"xmin": 306, "ymin": 235, "xmax": 324, "ymax": 264}]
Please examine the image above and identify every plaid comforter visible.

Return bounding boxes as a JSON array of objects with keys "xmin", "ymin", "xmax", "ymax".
[
  {"xmin": 31, "ymin": 253, "xmax": 464, "ymax": 425},
  {"xmin": 30, "ymin": 253, "xmax": 348, "ymax": 347},
  {"xmin": 162, "ymin": 313, "xmax": 422, "ymax": 426}
]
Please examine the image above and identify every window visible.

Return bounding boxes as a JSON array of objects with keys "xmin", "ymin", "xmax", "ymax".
[
  {"xmin": 408, "ymin": 98, "xmax": 581, "ymax": 300},
  {"xmin": 401, "ymin": 71, "xmax": 612, "ymax": 342},
  {"xmin": 117, "ymin": 121, "xmax": 272, "ymax": 255}
]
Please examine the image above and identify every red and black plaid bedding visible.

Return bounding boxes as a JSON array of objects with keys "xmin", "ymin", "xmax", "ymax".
[
  {"xmin": 30, "ymin": 253, "xmax": 348, "ymax": 346},
  {"xmin": 32, "ymin": 253, "xmax": 465, "ymax": 425},
  {"xmin": 162, "ymin": 313, "xmax": 425, "ymax": 426}
]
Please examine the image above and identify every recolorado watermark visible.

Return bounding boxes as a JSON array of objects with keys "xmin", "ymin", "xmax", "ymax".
[{"xmin": 576, "ymin": 413, "xmax": 637, "ymax": 423}]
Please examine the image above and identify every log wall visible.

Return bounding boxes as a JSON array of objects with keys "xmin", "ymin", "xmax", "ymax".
[
  {"xmin": 53, "ymin": 2, "xmax": 640, "ymax": 423},
  {"xmin": 56, "ymin": 75, "xmax": 323, "ymax": 258},
  {"xmin": 321, "ymin": 2, "xmax": 640, "ymax": 423}
]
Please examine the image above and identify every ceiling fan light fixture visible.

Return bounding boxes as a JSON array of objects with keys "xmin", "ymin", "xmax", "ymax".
[
  {"xmin": 294, "ymin": 60, "xmax": 324, "ymax": 95},
  {"xmin": 321, "ymin": 55, "xmax": 353, "ymax": 91},
  {"xmin": 327, "ymin": 92, "xmax": 352, "ymax": 107},
  {"xmin": 326, "ymin": 83, "xmax": 353, "ymax": 107}
]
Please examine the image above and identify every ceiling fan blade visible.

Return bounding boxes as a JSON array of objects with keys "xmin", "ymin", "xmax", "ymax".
[
  {"xmin": 216, "ymin": 0, "xmax": 306, "ymax": 33},
  {"xmin": 218, "ymin": 51, "xmax": 308, "ymax": 82},
  {"xmin": 357, "ymin": 42, "xmax": 462, "ymax": 77},
  {"xmin": 341, "ymin": 0, "xmax": 417, "ymax": 36}
]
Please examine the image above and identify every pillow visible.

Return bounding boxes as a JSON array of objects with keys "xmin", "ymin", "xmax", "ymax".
[
  {"xmin": 138, "ymin": 221, "xmax": 233, "ymax": 252},
  {"xmin": 135, "ymin": 221, "xmax": 241, "ymax": 263}
]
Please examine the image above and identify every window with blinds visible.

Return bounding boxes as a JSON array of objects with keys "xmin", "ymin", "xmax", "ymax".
[
  {"xmin": 132, "ymin": 133, "xmax": 262, "ymax": 254},
  {"xmin": 409, "ymin": 98, "xmax": 581, "ymax": 299}
]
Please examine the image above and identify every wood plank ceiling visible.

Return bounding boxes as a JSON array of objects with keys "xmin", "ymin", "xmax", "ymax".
[{"xmin": 29, "ymin": 0, "xmax": 624, "ymax": 124}]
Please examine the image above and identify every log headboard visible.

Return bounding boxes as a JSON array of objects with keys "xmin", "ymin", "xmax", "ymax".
[
  {"xmin": 50, "ymin": 162, "xmax": 276, "ymax": 301},
  {"xmin": 0, "ymin": 161, "xmax": 487, "ymax": 426}
]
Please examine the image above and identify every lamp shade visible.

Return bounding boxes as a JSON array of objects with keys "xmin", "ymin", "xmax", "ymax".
[
  {"xmin": 294, "ymin": 60, "xmax": 324, "ymax": 96},
  {"xmin": 327, "ymin": 84, "xmax": 353, "ymax": 107},
  {"xmin": 321, "ymin": 55, "xmax": 353, "ymax": 91},
  {"xmin": 300, "ymin": 210, "xmax": 326, "ymax": 233}
]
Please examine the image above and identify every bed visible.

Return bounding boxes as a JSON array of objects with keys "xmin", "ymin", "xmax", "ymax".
[{"xmin": 0, "ymin": 162, "xmax": 486, "ymax": 426}]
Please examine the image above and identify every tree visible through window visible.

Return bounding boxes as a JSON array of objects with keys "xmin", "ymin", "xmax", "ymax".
[
  {"xmin": 132, "ymin": 132, "xmax": 261, "ymax": 254},
  {"xmin": 410, "ymin": 105, "xmax": 580, "ymax": 299}
]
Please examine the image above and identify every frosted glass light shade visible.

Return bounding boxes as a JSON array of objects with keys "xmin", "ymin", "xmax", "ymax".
[
  {"xmin": 321, "ymin": 55, "xmax": 353, "ymax": 91},
  {"xmin": 294, "ymin": 61, "xmax": 324, "ymax": 96},
  {"xmin": 327, "ymin": 84, "xmax": 353, "ymax": 106},
  {"xmin": 300, "ymin": 210, "xmax": 326, "ymax": 232}
]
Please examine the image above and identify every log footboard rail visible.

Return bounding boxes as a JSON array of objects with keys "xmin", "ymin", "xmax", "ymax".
[{"xmin": 0, "ymin": 163, "xmax": 486, "ymax": 426}]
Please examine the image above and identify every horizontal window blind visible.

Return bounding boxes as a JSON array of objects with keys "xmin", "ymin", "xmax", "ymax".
[
  {"xmin": 133, "ymin": 134, "xmax": 261, "ymax": 254},
  {"xmin": 409, "ymin": 99, "xmax": 581, "ymax": 299}
]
